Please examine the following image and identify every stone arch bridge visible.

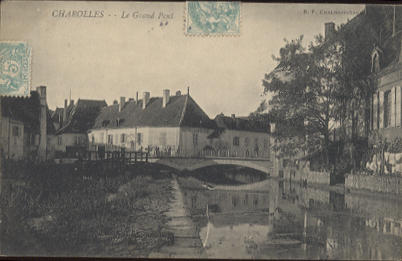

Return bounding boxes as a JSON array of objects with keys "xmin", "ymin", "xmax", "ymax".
[{"xmin": 148, "ymin": 157, "xmax": 273, "ymax": 175}]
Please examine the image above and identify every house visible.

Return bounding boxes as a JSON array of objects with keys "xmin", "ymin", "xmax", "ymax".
[
  {"xmin": 1, "ymin": 86, "xmax": 56, "ymax": 162},
  {"xmin": 51, "ymin": 107, "xmax": 64, "ymax": 130},
  {"xmin": 54, "ymin": 98, "xmax": 107, "ymax": 157},
  {"xmin": 88, "ymin": 89, "xmax": 216, "ymax": 157},
  {"xmin": 207, "ymin": 114, "xmax": 271, "ymax": 158},
  {"xmin": 369, "ymin": 20, "xmax": 402, "ymax": 142}
]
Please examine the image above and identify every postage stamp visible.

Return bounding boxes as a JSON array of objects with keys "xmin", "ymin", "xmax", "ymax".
[
  {"xmin": 0, "ymin": 42, "xmax": 32, "ymax": 97},
  {"xmin": 185, "ymin": 1, "xmax": 241, "ymax": 35}
]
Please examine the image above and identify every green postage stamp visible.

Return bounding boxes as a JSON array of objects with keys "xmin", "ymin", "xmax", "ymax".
[
  {"xmin": 0, "ymin": 42, "xmax": 32, "ymax": 97},
  {"xmin": 186, "ymin": 1, "xmax": 241, "ymax": 35}
]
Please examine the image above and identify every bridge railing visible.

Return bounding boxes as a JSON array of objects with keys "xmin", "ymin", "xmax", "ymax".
[
  {"xmin": 148, "ymin": 149, "xmax": 270, "ymax": 159},
  {"xmin": 83, "ymin": 144, "xmax": 270, "ymax": 161},
  {"xmin": 76, "ymin": 150, "xmax": 149, "ymax": 170}
]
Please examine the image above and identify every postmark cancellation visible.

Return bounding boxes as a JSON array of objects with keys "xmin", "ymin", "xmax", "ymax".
[
  {"xmin": 185, "ymin": 1, "xmax": 241, "ymax": 36},
  {"xmin": 0, "ymin": 42, "xmax": 32, "ymax": 97}
]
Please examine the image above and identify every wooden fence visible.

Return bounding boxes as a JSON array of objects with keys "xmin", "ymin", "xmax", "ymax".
[{"xmin": 81, "ymin": 149, "xmax": 149, "ymax": 169}]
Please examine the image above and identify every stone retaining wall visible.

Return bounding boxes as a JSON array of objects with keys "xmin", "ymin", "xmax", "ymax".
[
  {"xmin": 302, "ymin": 171, "xmax": 330, "ymax": 185},
  {"xmin": 345, "ymin": 174, "xmax": 402, "ymax": 194},
  {"xmin": 284, "ymin": 168, "xmax": 330, "ymax": 185}
]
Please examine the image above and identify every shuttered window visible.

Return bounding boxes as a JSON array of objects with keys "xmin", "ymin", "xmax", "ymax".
[
  {"xmin": 379, "ymin": 91, "xmax": 384, "ymax": 128},
  {"xmin": 396, "ymin": 86, "xmax": 401, "ymax": 127},
  {"xmin": 373, "ymin": 93, "xmax": 378, "ymax": 130}
]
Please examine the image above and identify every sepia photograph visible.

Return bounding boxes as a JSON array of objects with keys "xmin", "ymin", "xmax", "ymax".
[{"xmin": 0, "ymin": 1, "xmax": 401, "ymax": 259}]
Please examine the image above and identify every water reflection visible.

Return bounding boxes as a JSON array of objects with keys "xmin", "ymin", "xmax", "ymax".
[{"xmin": 180, "ymin": 177, "xmax": 402, "ymax": 260}]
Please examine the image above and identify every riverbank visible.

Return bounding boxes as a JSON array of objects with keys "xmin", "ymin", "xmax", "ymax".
[
  {"xmin": 1, "ymin": 161, "xmax": 175, "ymax": 257},
  {"xmin": 278, "ymin": 177, "xmax": 402, "ymax": 202},
  {"xmin": 149, "ymin": 177, "xmax": 207, "ymax": 258}
]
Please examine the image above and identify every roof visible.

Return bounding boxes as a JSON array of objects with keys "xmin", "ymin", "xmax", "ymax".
[
  {"xmin": 324, "ymin": 5, "xmax": 402, "ymax": 77},
  {"xmin": 1, "ymin": 91, "xmax": 56, "ymax": 134},
  {"xmin": 91, "ymin": 94, "xmax": 214, "ymax": 129},
  {"xmin": 51, "ymin": 107, "xmax": 64, "ymax": 124},
  {"xmin": 202, "ymin": 145, "xmax": 215, "ymax": 151},
  {"xmin": 55, "ymin": 99, "xmax": 107, "ymax": 135},
  {"xmin": 208, "ymin": 114, "xmax": 270, "ymax": 138},
  {"xmin": 207, "ymin": 128, "xmax": 226, "ymax": 139},
  {"xmin": 377, "ymin": 31, "xmax": 402, "ymax": 72}
]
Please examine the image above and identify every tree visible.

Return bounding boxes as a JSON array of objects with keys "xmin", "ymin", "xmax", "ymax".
[
  {"xmin": 261, "ymin": 31, "xmax": 378, "ymax": 167},
  {"xmin": 262, "ymin": 36, "xmax": 345, "ymax": 160}
]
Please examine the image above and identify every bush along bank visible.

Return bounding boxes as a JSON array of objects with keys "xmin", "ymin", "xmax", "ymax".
[{"xmin": 1, "ymin": 160, "xmax": 175, "ymax": 257}]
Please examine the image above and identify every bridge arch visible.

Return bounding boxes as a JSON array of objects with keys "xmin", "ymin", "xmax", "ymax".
[{"xmin": 148, "ymin": 157, "xmax": 273, "ymax": 175}]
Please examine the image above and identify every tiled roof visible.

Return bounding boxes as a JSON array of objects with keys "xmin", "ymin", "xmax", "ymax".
[
  {"xmin": 91, "ymin": 94, "xmax": 214, "ymax": 129},
  {"xmin": 207, "ymin": 128, "xmax": 226, "ymax": 139},
  {"xmin": 1, "ymin": 91, "xmax": 56, "ymax": 134},
  {"xmin": 51, "ymin": 107, "xmax": 64, "ymax": 124},
  {"xmin": 380, "ymin": 31, "xmax": 402, "ymax": 70},
  {"xmin": 56, "ymin": 99, "xmax": 107, "ymax": 135},
  {"xmin": 212, "ymin": 115, "xmax": 270, "ymax": 135}
]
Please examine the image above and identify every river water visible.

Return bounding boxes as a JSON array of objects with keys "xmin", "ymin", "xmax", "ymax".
[{"xmin": 179, "ymin": 177, "xmax": 402, "ymax": 260}]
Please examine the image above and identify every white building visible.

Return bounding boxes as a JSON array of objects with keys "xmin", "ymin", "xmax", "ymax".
[
  {"xmin": 88, "ymin": 89, "xmax": 215, "ymax": 156},
  {"xmin": 88, "ymin": 89, "xmax": 272, "ymax": 159}
]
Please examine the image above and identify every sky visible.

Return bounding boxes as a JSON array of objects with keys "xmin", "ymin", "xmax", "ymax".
[{"xmin": 1, "ymin": 2, "xmax": 365, "ymax": 118}]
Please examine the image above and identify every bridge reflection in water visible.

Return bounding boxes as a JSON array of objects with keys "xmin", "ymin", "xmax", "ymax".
[{"xmin": 178, "ymin": 174, "xmax": 402, "ymax": 260}]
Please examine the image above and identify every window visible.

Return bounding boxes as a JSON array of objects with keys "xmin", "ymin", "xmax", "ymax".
[
  {"xmin": 120, "ymin": 133, "xmax": 126, "ymax": 143},
  {"xmin": 100, "ymin": 132, "xmax": 104, "ymax": 143},
  {"xmin": 137, "ymin": 133, "xmax": 142, "ymax": 144},
  {"xmin": 245, "ymin": 137, "xmax": 249, "ymax": 147},
  {"xmin": 159, "ymin": 132, "xmax": 167, "ymax": 146},
  {"xmin": 193, "ymin": 133, "xmax": 198, "ymax": 145},
  {"xmin": 397, "ymin": 86, "xmax": 401, "ymax": 127},
  {"xmin": 29, "ymin": 133, "xmax": 36, "ymax": 146},
  {"xmin": 115, "ymin": 134, "xmax": 118, "ymax": 144},
  {"xmin": 254, "ymin": 138, "xmax": 259, "ymax": 147},
  {"xmin": 372, "ymin": 93, "xmax": 378, "ymax": 130},
  {"xmin": 386, "ymin": 91, "xmax": 392, "ymax": 127},
  {"xmin": 116, "ymin": 118, "xmax": 125, "ymax": 127},
  {"xmin": 57, "ymin": 136, "xmax": 62, "ymax": 145},
  {"xmin": 264, "ymin": 139, "xmax": 268, "ymax": 149},
  {"xmin": 74, "ymin": 136, "xmax": 79, "ymax": 145},
  {"xmin": 101, "ymin": 120, "xmax": 110, "ymax": 127},
  {"xmin": 12, "ymin": 126, "xmax": 19, "ymax": 137},
  {"xmin": 108, "ymin": 134, "xmax": 113, "ymax": 144},
  {"xmin": 385, "ymin": 222, "xmax": 391, "ymax": 233},
  {"xmin": 233, "ymin": 137, "xmax": 240, "ymax": 146}
]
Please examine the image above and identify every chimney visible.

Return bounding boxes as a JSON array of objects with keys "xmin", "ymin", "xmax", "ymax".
[
  {"xmin": 129, "ymin": 98, "xmax": 134, "ymax": 102},
  {"xmin": 163, "ymin": 89, "xmax": 170, "ymax": 108},
  {"xmin": 119, "ymin": 96, "xmax": 125, "ymax": 112},
  {"xmin": 113, "ymin": 100, "xmax": 118, "ymax": 105},
  {"xmin": 70, "ymin": 99, "xmax": 74, "ymax": 107},
  {"xmin": 136, "ymin": 92, "xmax": 139, "ymax": 106},
  {"xmin": 325, "ymin": 22, "xmax": 335, "ymax": 42},
  {"xmin": 63, "ymin": 99, "xmax": 68, "ymax": 126},
  {"xmin": 36, "ymin": 86, "xmax": 47, "ymax": 163},
  {"xmin": 143, "ymin": 92, "xmax": 150, "ymax": 109},
  {"xmin": 176, "ymin": 90, "xmax": 181, "ymax": 96},
  {"xmin": 231, "ymin": 114, "xmax": 235, "ymax": 120}
]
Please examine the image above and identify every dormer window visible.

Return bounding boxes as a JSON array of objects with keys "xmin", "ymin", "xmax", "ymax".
[
  {"xmin": 101, "ymin": 120, "xmax": 110, "ymax": 127},
  {"xmin": 371, "ymin": 45, "xmax": 382, "ymax": 73},
  {"xmin": 116, "ymin": 118, "xmax": 125, "ymax": 127}
]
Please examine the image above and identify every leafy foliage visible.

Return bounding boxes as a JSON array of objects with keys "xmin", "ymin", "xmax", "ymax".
[
  {"xmin": 260, "ymin": 21, "xmax": 378, "ymax": 161},
  {"xmin": 1, "ymin": 161, "xmax": 174, "ymax": 257}
]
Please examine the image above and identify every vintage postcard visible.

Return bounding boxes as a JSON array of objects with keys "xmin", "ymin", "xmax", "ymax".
[{"xmin": 1, "ymin": 1, "xmax": 401, "ymax": 259}]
